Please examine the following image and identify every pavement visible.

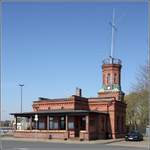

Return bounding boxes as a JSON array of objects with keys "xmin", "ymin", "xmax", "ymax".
[
  {"xmin": 1, "ymin": 139, "xmax": 148, "ymax": 150},
  {"xmin": 0, "ymin": 136, "xmax": 148, "ymax": 149},
  {"xmin": 0, "ymin": 136, "xmax": 125, "ymax": 144}
]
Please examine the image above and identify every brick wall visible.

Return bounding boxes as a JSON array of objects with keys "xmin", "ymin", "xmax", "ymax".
[
  {"xmin": 102, "ymin": 64, "xmax": 121, "ymax": 86},
  {"xmin": 14, "ymin": 130, "xmax": 67, "ymax": 139}
]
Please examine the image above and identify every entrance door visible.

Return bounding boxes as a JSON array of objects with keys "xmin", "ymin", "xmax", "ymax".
[{"xmin": 74, "ymin": 117, "xmax": 80, "ymax": 137}]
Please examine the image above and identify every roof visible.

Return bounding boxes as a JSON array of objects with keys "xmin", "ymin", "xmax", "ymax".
[
  {"xmin": 10, "ymin": 109, "xmax": 108, "ymax": 117},
  {"xmin": 88, "ymin": 97, "xmax": 113, "ymax": 100},
  {"xmin": 33, "ymin": 97, "xmax": 69, "ymax": 103},
  {"xmin": 33, "ymin": 96, "xmax": 114, "ymax": 104}
]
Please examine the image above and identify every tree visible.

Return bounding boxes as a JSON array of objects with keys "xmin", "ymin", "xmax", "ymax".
[
  {"xmin": 133, "ymin": 64, "xmax": 149, "ymax": 92},
  {"xmin": 125, "ymin": 64, "xmax": 149, "ymax": 132},
  {"xmin": 125, "ymin": 90, "xmax": 148, "ymax": 131}
]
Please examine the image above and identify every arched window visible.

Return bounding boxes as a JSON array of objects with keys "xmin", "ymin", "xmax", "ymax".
[
  {"xmin": 103, "ymin": 74, "xmax": 105, "ymax": 84},
  {"xmin": 107, "ymin": 73, "xmax": 111, "ymax": 84},
  {"xmin": 114, "ymin": 73, "xmax": 117, "ymax": 84}
]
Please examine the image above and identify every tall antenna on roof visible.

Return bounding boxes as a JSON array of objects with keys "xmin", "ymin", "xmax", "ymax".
[{"xmin": 110, "ymin": 8, "xmax": 117, "ymax": 58}]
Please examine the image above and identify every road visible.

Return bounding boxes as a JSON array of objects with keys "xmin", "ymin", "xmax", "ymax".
[{"xmin": 1, "ymin": 139, "xmax": 147, "ymax": 150}]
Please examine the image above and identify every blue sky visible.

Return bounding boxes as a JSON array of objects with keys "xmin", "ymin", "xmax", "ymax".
[{"xmin": 2, "ymin": 2, "xmax": 148, "ymax": 120}]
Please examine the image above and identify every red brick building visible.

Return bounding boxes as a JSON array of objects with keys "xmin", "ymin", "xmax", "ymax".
[{"xmin": 11, "ymin": 56, "xmax": 126, "ymax": 140}]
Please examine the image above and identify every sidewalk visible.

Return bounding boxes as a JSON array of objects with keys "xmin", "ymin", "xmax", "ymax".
[{"xmin": 1, "ymin": 136, "xmax": 124, "ymax": 144}]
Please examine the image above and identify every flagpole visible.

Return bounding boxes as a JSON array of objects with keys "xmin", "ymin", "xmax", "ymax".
[{"xmin": 110, "ymin": 8, "xmax": 117, "ymax": 59}]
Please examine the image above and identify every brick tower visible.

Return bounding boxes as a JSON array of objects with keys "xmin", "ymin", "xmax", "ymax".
[{"xmin": 98, "ymin": 56, "xmax": 124, "ymax": 101}]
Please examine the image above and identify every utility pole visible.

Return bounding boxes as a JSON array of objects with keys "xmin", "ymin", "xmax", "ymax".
[
  {"xmin": 148, "ymin": 1, "xmax": 150, "ymax": 150},
  {"xmin": 19, "ymin": 84, "xmax": 24, "ymax": 113},
  {"xmin": 0, "ymin": 0, "xmax": 2, "ymax": 149}
]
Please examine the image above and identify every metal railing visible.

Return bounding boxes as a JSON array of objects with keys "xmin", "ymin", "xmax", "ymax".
[{"xmin": 102, "ymin": 57, "xmax": 122, "ymax": 65}]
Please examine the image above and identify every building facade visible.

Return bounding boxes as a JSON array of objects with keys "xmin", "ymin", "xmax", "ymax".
[{"xmin": 11, "ymin": 56, "xmax": 126, "ymax": 140}]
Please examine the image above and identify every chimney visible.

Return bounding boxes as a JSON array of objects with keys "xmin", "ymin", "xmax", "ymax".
[{"xmin": 76, "ymin": 87, "xmax": 82, "ymax": 97}]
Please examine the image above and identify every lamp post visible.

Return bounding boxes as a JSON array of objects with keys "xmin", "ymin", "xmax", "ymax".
[{"xmin": 19, "ymin": 84, "xmax": 24, "ymax": 113}]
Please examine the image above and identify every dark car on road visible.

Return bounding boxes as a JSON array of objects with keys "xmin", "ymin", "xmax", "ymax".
[{"xmin": 125, "ymin": 131, "xmax": 143, "ymax": 141}]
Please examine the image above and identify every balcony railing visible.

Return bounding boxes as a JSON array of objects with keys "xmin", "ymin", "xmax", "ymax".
[{"xmin": 102, "ymin": 57, "xmax": 122, "ymax": 65}]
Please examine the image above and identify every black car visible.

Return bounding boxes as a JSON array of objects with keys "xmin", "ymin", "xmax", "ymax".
[{"xmin": 125, "ymin": 131, "xmax": 143, "ymax": 141}]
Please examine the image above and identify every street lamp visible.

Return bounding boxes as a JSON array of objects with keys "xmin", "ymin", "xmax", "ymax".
[{"xmin": 19, "ymin": 84, "xmax": 24, "ymax": 113}]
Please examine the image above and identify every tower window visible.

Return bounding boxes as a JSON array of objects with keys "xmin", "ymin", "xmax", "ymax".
[
  {"xmin": 103, "ymin": 74, "xmax": 105, "ymax": 84},
  {"xmin": 114, "ymin": 73, "xmax": 117, "ymax": 84},
  {"xmin": 107, "ymin": 73, "xmax": 111, "ymax": 84}
]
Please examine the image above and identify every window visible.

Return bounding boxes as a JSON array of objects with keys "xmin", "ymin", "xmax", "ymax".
[
  {"xmin": 103, "ymin": 74, "xmax": 105, "ymax": 84},
  {"xmin": 68, "ymin": 122, "xmax": 74, "ymax": 129},
  {"xmin": 39, "ymin": 122, "xmax": 45, "ymax": 130},
  {"xmin": 54, "ymin": 121, "xmax": 58, "ymax": 129},
  {"xmin": 60, "ymin": 116, "xmax": 65, "ymax": 130},
  {"xmin": 80, "ymin": 116, "xmax": 86, "ymax": 130},
  {"xmin": 49, "ymin": 117, "xmax": 54, "ymax": 129},
  {"xmin": 38, "ymin": 117, "xmax": 46, "ymax": 130},
  {"xmin": 49, "ymin": 117, "xmax": 58, "ymax": 130},
  {"xmin": 114, "ymin": 73, "xmax": 117, "ymax": 84},
  {"xmin": 107, "ymin": 73, "xmax": 111, "ymax": 84},
  {"xmin": 49, "ymin": 116, "xmax": 65, "ymax": 130}
]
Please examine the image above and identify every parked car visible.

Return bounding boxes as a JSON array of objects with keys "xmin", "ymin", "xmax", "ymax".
[{"xmin": 125, "ymin": 131, "xmax": 143, "ymax": 141}]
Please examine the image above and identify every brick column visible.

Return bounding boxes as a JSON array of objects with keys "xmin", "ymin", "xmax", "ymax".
[
  {"xmin": 47, "ymin": 115, "xmax": 49, "ymax": 130},
  {"xmin": 85, "ymin": 115, "xmax": 89, "ymax": 140},
  {"xmin": 86, "ymin": 115, "xmax": 89, "ymax": 131},
  {"xmin": 29, "ymin": 116, "xmax": 32, "ymax": 130},
  {"xmin": 66, "ymin": 115, "xmax": 68, "ymax": 131}
]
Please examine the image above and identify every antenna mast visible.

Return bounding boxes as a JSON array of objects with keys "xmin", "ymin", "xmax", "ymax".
[{"xmin": 110, "ymin": 8, "xmax": 117, "ymax": 58}]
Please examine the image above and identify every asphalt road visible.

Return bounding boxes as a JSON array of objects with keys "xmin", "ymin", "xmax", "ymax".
[{"xmin": 1, "ymin": 140, "xmax": 147, "ymax": 150}]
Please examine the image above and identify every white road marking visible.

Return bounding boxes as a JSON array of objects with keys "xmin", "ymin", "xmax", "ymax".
[{"xmin": 13, "ymin": 148, "xmax": 29, "ymax": 150}]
